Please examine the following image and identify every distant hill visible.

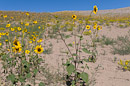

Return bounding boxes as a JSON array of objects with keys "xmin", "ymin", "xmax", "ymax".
[
  {"xmin": 0, "ymin": 7, "xmax": 130, "ymax": 20},
  {"xmin": 52, "ymin": 7, "xmax": 130, "ymax": 17}
]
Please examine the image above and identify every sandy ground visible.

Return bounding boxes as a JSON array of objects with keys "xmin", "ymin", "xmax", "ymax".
[
  {"xmin": 0, "ymin": 23, "xmax": 130, "ymax": 86},
  {"xmin": 44, "ymin": 24, "xmax": 130, "ymax": 86}
]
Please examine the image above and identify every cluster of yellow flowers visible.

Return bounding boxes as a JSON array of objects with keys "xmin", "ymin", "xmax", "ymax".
[
  {"xmin": 12, "ymin": 38, "xmax": 22, "ymax": 53},
  {"xmin": 118, "ymin": 59, "xmax": 130, "ymax": 71},
  {"xmin": 0, "ymin": 32, "xmax": 9, "ymax": 37}
]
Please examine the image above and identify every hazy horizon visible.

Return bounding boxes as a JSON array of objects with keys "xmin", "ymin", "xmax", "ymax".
[{"xmin": 0, "ymin": 0, "xmax": 130, "ymax": 13}]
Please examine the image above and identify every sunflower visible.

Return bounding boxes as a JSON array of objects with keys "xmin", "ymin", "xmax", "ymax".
[
  {"xmin": 23, "ymin": 28, "xmax": 27, "ymax": 33},
  {"xmin": 6, "ymin": 24, "xmax": 11, "ymax": 27},
  {"xmin": 72, "ymin": 15, "xmax": 77, "ymax": 20},
  {"xmin": 3, "ymin": 15, "xmax": 7, "ymax": 18},
  {"xmin": 5, "ymin": 39, "xmax": 8, "ymax": 42},
  {"xmin": 12, "ymin": 46, "xmax": 22, "ymax": 53},
  {"xmin": 97, "ymin": 25, "xmax": 101, "ymax": 30},
  {"xmin": 6, "ymin": 32, "xmax": 9, "ymax": 36},
  {"xmin": 38, "ymin": 26, "xmax": 41, "ymax": 29},
  {"xmin": 29, "ymin": 41, "xmax": 32, "ymax": 44},
  {"xmin": 11, "ymin": 28, "xmax": 15, "ymax": 31},
  {"xmin": 26, "ymin": 12, "xmax": 29, "ymax": 16},
  {"xmin": 93, "ymin": 25, "xmax": 96, "ymax": 29},
  {"xmin": 13, "ymin": 38, "xmax": 21, "ymax": 46},
  {"xmin": 37, "ymin": 39, "xmax": 42, "ymax": 43},
  {"xmin": 25, "ymin": 50, "xmax": 30, "ymax": 54},
  {"xmin": 17, "ymin": 27, "xmax": 21, "ymax": 31},
  {"xmin": 93, "ymin": 5, "xmax": 98, "ymax": 14},
  {"xmin": 89, "ymin": 30, "xmax": 91, "ymax": 33},
  {"xmin": 33, "ymin": 36, "xmax": 36, "ymax": 41},
  {"xmin": 34, "ymin": 45, "xmax": 44, "ymax": 54},
  {"xmin": 33, "ymin": 21, "xmax": 37, "ymax": 24},
  {"xmin": 86, "ymin": 25, "xmax": 90, "ymax": 29},
  {"xmin": 125, "ymin": 60, "xmax": 129, "ymax": 65},
  {"xmin": 21, "ymin": 22, "xmax": 23, "ymax": 25},
  {"xmin": 124, "ymin": 66, "xmax": 127, "ymax": 70},
  {"xmin": 25, "ymin": 23, "xmax": 29, "ymax": 26}
]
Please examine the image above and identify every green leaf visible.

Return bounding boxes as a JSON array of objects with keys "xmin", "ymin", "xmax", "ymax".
[
  {"xmin": 7, "ymin": 74, "xmax": 15, "ymax": 83},
  {"xmin": 33, "ymin": 69, "xmax": 38, "ymax": 75},
  {"xmin": 69, "ymin": 57, "xmax": 74, "ymax": 61},
  {"xmin": 72, "ymin": 53, "xmax": 78, "ymax": 56},
  {"xmin": 68, "ymin": 43, "xmax": 73, "ymax": 47},
  {"xmin": 39, "ymin": 82, "xmax": 45, "ymax": 86},
  {"xmin": 82, "ymin": 48, "xmax": 92, "ymax": 54},
  {"xmin": 19, "ymin": 76, "xmax": 25, "ymax": 82},
  {"xmin": 65, "ymin": 35, "xmax": 71, "ymax": 39},
  {"xmin": 8, "ymin": 58, "xmax": 13, "ymax": 62},
  {"xmin": 83, "ymin": 59, "xmax": 89, "ymax": 62},
  {"xmin": 37, "ymin": 58, "xmax": 43, "ymax": 63},
  {"xmin": 67, "ymin": 63, "xmax": 75, "ymax": 76},
  {"xmin": 63, "ymin": 61, "xmax": 70, "ymax": 66},
  {"xmin": 25, "ymin": 73, "xmax": 31, "ymax": 78},
  {"xmin": 26, "ymin": 84, "xmax": 31, "ymax": 86},
  {"xmin": 86, "ymin": 64, "xmax": 89, "ymax": 69},
  {"xmin": 80, "ymin": 72, "xmax": 88, "ymax": 83},
  {"xmin": 71, "ymin": 80, "xmax": 76, "ymax": 86}
]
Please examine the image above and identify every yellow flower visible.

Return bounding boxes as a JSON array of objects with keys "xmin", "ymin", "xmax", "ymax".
[
  {"xmin": 25, "ymin": 50, "xmax": 30, "ymax": 54},
  {"xmin": 12, "ymin": 46, "xmax": 22, "ymax": 53},
  {"xmin": 7, "ymin": 49, "xmax": 10, "ymax": 51},
  {"xmin": 6, "ymin": 24, "xmax": 11, "ymax": 27},
  {"xmin": 93, "ymin": 25, "xmax": 96, "ymax": 29},
  {"xmin": 124, "ymin": 66, "xmax": 127, "ymax": 70},
  {"xmin": 11, "ymin": 28, "xmax": 15, "ymax": 31},
  {"xmin": 26, "ymin": 12, "xmax": 29, "ymax": 16},
  {"xmin": 72, "ymin": 15, "xmax": 77, "ymax": 20},
  {"xmin": 3, "ymin": 15, "xmax": 7, "ymax": 18},
  {"xmin": 73, "ymin": 42, "xmax": 75, "ymax": 44},
  {"xmin": 13, "ymin": 38, "xmax": 21, "ymax": 46},
  {"xmin": 6, "ymin": 32, "xmax": 9, "ymax": 36},
  {"xmin": 2, "ymin": 32, "xmax": 6, "ymax": 35},
  {"xmin": 34, "ymin": 45, "xmax": 44, "ymax": 54},
  {"xmin": 28, "ymin": 32, "xmax": 30, "ymax": 34},
  {"xmin": 17, "ymin": 27, "xmax": 21, "ymax": 31},
  {"xmin": 93, "ymin": 5, "xmax": 98, "ymax": 14},
  {"xmin": 33, "ymin": 21, "xmax": 37, "ymax": 24},
  {"xmin": 5, "ymin": 39, "xmax": 8, "ymax": 42},
  {"xmin": 119, "ymin": 60, "xmax": 123, "ymax": 65},
  {"xmin": 38, "ymin": 26, "xmax": 41, "ymax": 29},
  {"xmin": 97, "ymin": 25, "xmax": 101, "ymax": 30},
  {"xmin": 37, "ymin": 39, "xmax": 42, "ymax": 43},
  {"xmin": 33, "ymin": 36, "xmax": 36, "ymax": 41},
  {"xmin": 11, "ymin": 17, "xmax": 14, "ymax": 19},
  {"xmin": 0, "ymin": 43, "xmax": 2, "ymax": 46},
  {"xmin": 21, "ymin": 22, "xmax": 23, "ymax": 25},
  {"xmin": 29, "ymin": 41, "xmax": 32, "ymax": 44},
  {"xmin": 86, "ymin": 25, "xmax": 90, "ymax": 29},
  {"xmin": 94, "ymin": 23, "xmax": 97, "ymax": 26},
  {"xmin": 89, "ymin": 30, "xmax": 92, "ymax": 33},
  {"xmin": 25, "ymin": 23, "xmax": 29, "ymax": 26},
  {"xmin": 23, "ymin": 28, "xmax": 27, "ymax": 32},
  {"xmin": 125, "ymin": 60, "xmax": 129, "ymax": 65}
]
